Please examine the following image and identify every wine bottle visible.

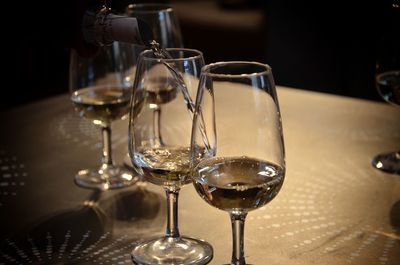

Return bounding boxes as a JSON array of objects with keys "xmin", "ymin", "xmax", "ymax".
[{"xmin": 82, "ymin": 5, "xmax": 153, "ymax": 47}]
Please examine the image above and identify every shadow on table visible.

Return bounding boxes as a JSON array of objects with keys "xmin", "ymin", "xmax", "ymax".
[
  {"xmin": 0, "ymin": 200, "xmax": 109, "ymax": 264},
  {"xmin": 0, "ymin": 186, "xmax": 165, "ymax": 264},
  {"xmin": 390, "ymin": 200, "xmax": 400, "ymax": 235},
  {"xmin": 98, "ymin": 184, "xmax": 166, "ymax": 237}
]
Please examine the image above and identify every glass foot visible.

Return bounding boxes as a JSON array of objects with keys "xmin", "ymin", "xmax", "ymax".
[
  {"xmin": 372, "ymin": 151, "xmax": 400, "ymax": 175},
  {"xmin": 131, "ymin": 236, "xmax": 213, "ymax": 265},
  {"xmin": 75, "ymin": 165, "xmax": 139, "ymax": 190}
]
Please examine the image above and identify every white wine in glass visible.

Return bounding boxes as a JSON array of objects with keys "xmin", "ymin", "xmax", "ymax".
[
  {"xmin": 191, "ymin": 61, "xmax": 286, "ymax": 265},
  {"xmin": 69, "ymin": 42, "xmax": 138, "ymax": 190}
]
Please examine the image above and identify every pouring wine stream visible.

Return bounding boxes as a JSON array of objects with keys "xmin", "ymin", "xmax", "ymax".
[{"xmin": 149, "ymin": 41, "xmax": 212, "ymax": 153}]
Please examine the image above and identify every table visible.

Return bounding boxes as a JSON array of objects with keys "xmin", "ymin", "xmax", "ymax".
[{"xmin": 0, "ymin": 87, "xmax": 399, "ymax": 264}]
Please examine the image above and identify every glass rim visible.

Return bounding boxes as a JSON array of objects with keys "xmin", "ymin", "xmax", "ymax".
[
  {"xmin": 140, "ymin": 48, "xmax": 204, "ymax": 62},
  {"xmin": 126, "ymin": 3, "xmax": 174, "ymax": 13},
  {"xmin": 201, "ymin": 61, "xmax": 272, "ymax": 78}
]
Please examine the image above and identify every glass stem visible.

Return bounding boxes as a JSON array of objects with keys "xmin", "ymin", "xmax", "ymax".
[
  {"xmin": 230, "ymin": 212, "xmax": 247, "ymax": 265},
  {"xmin": 153, "ymin": 106, "xmax": 163, "ymax": 146},
  {"xmin": 101, "ymin": 124, "xmax": 113, "ymax": 167},
  {"xmin": 164, "ymin": 187, "xmax": 180, "ymax": 238}
]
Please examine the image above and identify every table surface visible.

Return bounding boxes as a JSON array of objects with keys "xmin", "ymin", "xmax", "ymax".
[{"xmin": 0, "ymin": 86, "xmax": 399, "ymax": 265}]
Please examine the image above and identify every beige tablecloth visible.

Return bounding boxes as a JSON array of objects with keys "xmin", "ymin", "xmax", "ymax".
[{"xmin": 0, "ymin": 86, "xmax": 398, "ymax": 264}]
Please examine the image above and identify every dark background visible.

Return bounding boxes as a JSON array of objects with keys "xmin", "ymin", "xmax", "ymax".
[{"xmin": 9, "ymin": 0, "xmax": 399, "ymax": 111}]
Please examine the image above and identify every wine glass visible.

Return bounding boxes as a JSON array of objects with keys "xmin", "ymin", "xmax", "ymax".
[
  {"xmin": 372, "ymin": 69, "xmax": 400, "ymax": 175},
  {"xmin": 69, "ymin": 42, "xmax": 138, "ymax": 190},
  {"xmin": 190, "ymin": 61, "xmax": 286, "ymax": 265},
  {"xmin": 371, "ymin": 15, "xmax": 400, "ymax": 175},
  {"xmin": 128, "ymin": 48, "xmax": 213, "ymax": 264},
  {"xmin": 123, "ymin": 2, "xmax": 184, "ymax": 167},
  {"xmin": 371, "ymin": 69, "xmax": 400, "ymax": 174},
  {"xmin": 125, "ymin": 3, "xmax": 183, "ymax": 51}
]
